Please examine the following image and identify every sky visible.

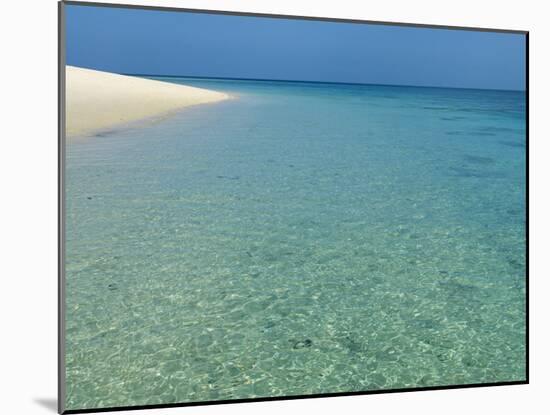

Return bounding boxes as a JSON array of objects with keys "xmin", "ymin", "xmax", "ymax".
[{"xmin": 65, "ymin": 4, "xmax": 526, "ymax": 91}]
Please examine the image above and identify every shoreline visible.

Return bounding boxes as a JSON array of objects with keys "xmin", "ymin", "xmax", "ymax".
[{"xmin": 66, "ymin": 66, "xmax": 230, "ymax": 138}]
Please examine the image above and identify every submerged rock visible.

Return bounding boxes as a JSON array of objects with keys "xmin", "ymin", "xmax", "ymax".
[
  {"xmin": 448, "ymin": 166, "xmax": 504, "ymax": 179},
  {"xmin": 463, "ymin": 154, "xmax": 495, "ymax": 165},
  {"xmin": 292, "ymin": 339, "xmax": 313, "ymax": 349},
  {"xmin": 216, "ymin": 175, "xmax": 240, "ymax": 180},
  {"xmin": 499, "ymin": 140, "xmax": 526, "ymax": 149}
]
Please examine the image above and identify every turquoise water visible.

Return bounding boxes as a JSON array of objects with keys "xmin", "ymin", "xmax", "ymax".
[{"xmin": 65, "ymin": 78, "xmax": 526, "ymax": 410}]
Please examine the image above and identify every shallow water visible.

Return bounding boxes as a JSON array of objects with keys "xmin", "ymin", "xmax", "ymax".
[{"xmin": 65, "ymin": 78, "xmax": 526, "ymax": 410}]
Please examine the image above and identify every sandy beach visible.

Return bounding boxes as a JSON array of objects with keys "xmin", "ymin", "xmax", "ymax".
[{"xmin": 65, "ymin": 66, "xmax": 230, "ymax": 137}]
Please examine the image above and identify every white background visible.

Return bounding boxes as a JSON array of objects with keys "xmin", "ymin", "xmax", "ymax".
[{"xmin": 1, "ymin": 0, "xmax": 546, "ymax": 414}]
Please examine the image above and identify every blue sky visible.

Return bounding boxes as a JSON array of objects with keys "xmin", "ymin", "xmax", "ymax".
[{"xmin": 66, "ymin": 4, "xmax": 526, "ymax": 91}]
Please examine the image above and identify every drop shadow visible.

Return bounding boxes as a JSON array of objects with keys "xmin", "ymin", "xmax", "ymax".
[{"xmin": 34, "ymin": 398, "xmax": 57, "ymax": 413}]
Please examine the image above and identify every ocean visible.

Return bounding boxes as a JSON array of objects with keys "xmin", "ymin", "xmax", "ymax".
[{"xmin": 65, "ymin": 78, "xmax": 526, "ymax": 409}]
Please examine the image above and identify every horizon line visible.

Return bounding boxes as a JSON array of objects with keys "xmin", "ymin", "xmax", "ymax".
[{"xmin": 121, "ymin": 71, "xmax": 526, "ymax": 93}]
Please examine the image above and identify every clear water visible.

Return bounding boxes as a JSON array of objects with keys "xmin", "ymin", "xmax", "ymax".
[{"xmin": 65, "ymin": 78, "xmax": 526, "ymax": 410}]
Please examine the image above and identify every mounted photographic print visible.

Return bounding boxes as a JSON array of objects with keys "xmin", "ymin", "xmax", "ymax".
[{"xmin": 59, "ymin": 1, "xmax": 528, "ymax": 413}]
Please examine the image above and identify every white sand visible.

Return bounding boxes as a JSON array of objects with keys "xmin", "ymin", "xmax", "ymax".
[{"xmin": 65, "ymin": 66, "xmax": 230, "ymax": 137}]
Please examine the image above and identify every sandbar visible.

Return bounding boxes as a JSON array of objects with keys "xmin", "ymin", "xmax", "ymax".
[{"xmin": 65, "ymin": 66, "xmax": 230, "ymax": 137}]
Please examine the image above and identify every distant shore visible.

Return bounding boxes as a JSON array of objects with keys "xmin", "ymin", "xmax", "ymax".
[{"xmin": 65, "ymin": 66, "xmax": 230, "ymax": 137}]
